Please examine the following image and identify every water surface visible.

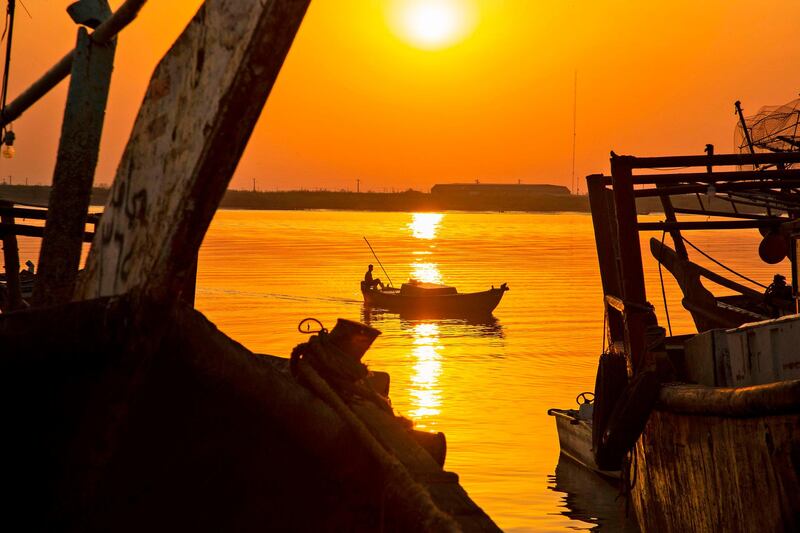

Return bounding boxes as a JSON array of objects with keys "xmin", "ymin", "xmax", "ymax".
[{"xmin": 9, "ymin": 209, "xmax": 782, "ymax": 531}]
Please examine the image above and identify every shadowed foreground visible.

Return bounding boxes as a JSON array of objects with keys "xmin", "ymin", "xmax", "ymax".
[{"xmin": 0, "ymin": 295, "xmax": 498, "ymax": 532}]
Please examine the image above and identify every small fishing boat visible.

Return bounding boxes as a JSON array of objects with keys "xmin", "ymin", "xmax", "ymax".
[
  {"xmin": 547, "ymin": 393, "xmax": 621, "ymax": 480},
  {"xmin": 361, "ymin": 279, "xmax": 508, "ymax": 318}
]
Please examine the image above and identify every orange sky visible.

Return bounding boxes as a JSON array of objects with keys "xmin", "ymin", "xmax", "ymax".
[{"xmin": 1, "ymin": 1, "xmax": 800, "ymax": 192}]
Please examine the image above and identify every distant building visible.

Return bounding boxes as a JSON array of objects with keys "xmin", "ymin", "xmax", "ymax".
[{"xmin": 430, "ymin": 183, "xmax": 570, "ymax": 196}]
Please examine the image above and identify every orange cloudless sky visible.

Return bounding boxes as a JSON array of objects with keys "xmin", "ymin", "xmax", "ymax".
[{"xmin": 1, "ymin": 0, "xmax": 800, "ymax": 192}]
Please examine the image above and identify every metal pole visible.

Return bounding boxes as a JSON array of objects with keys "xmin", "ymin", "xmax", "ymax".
[
  {"xmin": 735, "ymin": 100, "xmax": 757, "ymax": 158},
  {"xmin": 0, "ymin": 0, "xmax": 146, "ymax": 128},
  {"xmin": 363, "ymin": 237, "xmax": 394, "ymax": 288}
]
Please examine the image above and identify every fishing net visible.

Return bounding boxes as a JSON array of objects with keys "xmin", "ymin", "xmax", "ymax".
[{"xmin": 735, "ymin": 97, "xmax": 800, "ymax": 157}]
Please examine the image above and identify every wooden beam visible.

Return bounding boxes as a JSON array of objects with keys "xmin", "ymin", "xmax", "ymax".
[
  {"xmin": 610, "ymin": 156, "xmax": 650, "ymax": 373},
  {"xmin": 77, "ymin": 0, "xmax": 312, "ymax": 301},
  {"xmin": 586, "ymin": 174, "xmax": 624, "ymax": 343},
  {"xmin": 656, "ymin": 183, "xmax": 688, "ymax": 259},
  {"xmin": 0, "ymin": 223, "xmax": 95, "ymax": 242},
  {"xmin": 0, "ymin": 205, "xmax": 100, "ymax": 224},
  {"xmin": 622, "ymin": 152, "xmax": 800, "ymax": 169},
  {"xmin": 0, "ymin": 211, "xmax": 23, "ymax": 310},
  {"xmin": 634, "ymin": 179, "xmax": 800, "ymax": 198},
  {"xmin": 599, "ymin": 168, "xmax": 800, "ymax": 185},
  {"xmin": 650, "ymin": 238, "xmax": 763, "ymax": 300},
  {"xmin": 638, "ymin": 220, "xmax": 784, "ymax": 231},
  {"xmin": 0, "ymin": 205, "xmax": 49, "ymax": 221},
  {"xmin": 34, "ymin": 27, "xmax": 115, "ymax": 306},
  {"xmin": 671, "ymin": 207, "xmax": 776, "ymax": 220},
  {"xmin": 630, "ymin": 168, "xmax": 800, "ymax": 185}
]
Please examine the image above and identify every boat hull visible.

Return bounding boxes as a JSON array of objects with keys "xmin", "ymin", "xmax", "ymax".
[
  {"xmin": 362, "ymin": 286, "xmax": 506, "ymax": 318},
  {"xmin": 631, "ymin": 383, "xmax": 800, "ymax": 532},
  {"xmin": 548, "ymin": 408, "xmax": 621, "ymax": 480}
]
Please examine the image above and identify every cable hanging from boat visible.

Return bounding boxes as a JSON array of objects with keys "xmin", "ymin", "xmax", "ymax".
[
  {"xmin": 658, "ymin": 229, "xmax": 673, "ymax": 336},
  {"xmin": 681, "ymin": 235, "xmax": 768, "ymax": 290},
  {"xmin": 0, "ymin": 0, "xmax": 16, "ymax": 158}
]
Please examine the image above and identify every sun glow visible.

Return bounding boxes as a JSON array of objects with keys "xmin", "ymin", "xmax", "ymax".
[
  {"xmin": 388, "ymin": 0, "xmax": 477, "ymax": 50},
  {"xmin": 408, "ymin": 213, "xmax": 444, "ymax": 239}
]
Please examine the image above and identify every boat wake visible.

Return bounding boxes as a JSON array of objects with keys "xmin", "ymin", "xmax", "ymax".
[{"xmin": 196, "ymin": 287, "xmax": 362, "ymax": 305}]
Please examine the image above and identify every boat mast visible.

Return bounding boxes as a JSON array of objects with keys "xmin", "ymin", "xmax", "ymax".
[
  {"xmin": 735, "ymin": 100, "xmax": 758, "ymax": 166},
  {"xmin": 571, "ymin": 70, "xmax": 577, "ymax": 194}
]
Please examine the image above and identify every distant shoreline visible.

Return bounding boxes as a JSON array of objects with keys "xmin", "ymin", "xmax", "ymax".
[
  {"xmin": 0, "ymin": 183, "xmax": 737, "ymax": 215},
  {"xmin": 0, "ymin": 184, "xmax": 592, "ymax": 213}
]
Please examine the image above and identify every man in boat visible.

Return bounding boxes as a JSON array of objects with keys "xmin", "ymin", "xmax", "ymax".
[
  {"xmin": 364, "ymin": 264, "xmax": 384, "ymax": 290},
  {"xmin": 765, "ymin": 273, "xmax": 793, "ymax": 317}
]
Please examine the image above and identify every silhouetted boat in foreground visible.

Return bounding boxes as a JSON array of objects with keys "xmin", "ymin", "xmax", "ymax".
[{"xmin": 361, "ymin": 279, "xmax": 508, "ymax": 318}]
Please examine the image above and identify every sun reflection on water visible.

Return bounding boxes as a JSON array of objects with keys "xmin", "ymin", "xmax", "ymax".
[
  {"xmin": 409, "ymin": 322, "xmax": 443, "ymax": 426},
  {"xmin": 408, "ymin": 213, "xmax": 444, "ymax": 240},
  {"xmin": 411, "ymin": 261, "xmax": 443, "ymax": 284}
]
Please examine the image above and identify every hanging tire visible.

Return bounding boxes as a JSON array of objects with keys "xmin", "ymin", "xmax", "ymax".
[
  {"xmin": 595, "ymin": 369, "xmax": 660, "ymax": 471},
  {"xmin": 591, "ymin": 352, "xmax": 629, "ymax": 470}
]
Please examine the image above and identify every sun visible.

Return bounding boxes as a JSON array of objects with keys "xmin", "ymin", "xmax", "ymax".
[{"xmin": 388, "ymin": 0, "xmax": 477, "ymax": 50}]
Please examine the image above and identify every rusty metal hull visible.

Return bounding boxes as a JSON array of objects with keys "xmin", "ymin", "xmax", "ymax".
[{"xmin": 361, "ymin": 286, "xmax": 506, "ymax": 318}]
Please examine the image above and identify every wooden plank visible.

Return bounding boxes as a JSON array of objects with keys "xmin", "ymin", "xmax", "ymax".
[
  {"xmin": 587, "ymin": 174, "xmax": 624, "ymax": 343},
  {"xmin": 77, "ymin": 0, "xmax": 311, "ymax": 301},
  {"xmin": 610, "ymin": 156, "xmax": 650, "ymax": 372},
  {"xmin": 626, "ymin": 151, "xmax": 800, "ymax": 169},
  {"xmin": 650, "ymin": 238, "xmax": 763, "ymax": 299},
  {"xmin": 635, "ymin": 179, "xmax": 800, "ymax": 198},
  {"xmin": 672, "ymin": 207, "xmax": 774, "ymax": 220},
  {"xmin": 0, "ymin": 223, "xmax": 94, "ymax": 242},
  {"xmin": 639, "ymin": 219, "xmax": 783, "ymax": 231},
  {"xmin": 34, "ymin": 27, "xmax": 115, "ymax": 306},
  {"xmin": 0, "ymin": 211, "xmax": 23, "ymax": 310},
  {"xmin": 656, "ymin": 183, "xmax": 688, "ymax": 259}
]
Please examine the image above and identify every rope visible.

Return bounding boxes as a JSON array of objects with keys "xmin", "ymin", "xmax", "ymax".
[
  {"xmin": 290, "ymin": 329, "xmax": 391, "ymax": 413},
  {"xmin": 658, "ymin": 230, "xmax": 672, "ymax": 336},
  {"xmin": 601, "ymin": 305, "xmax": 607, "ymax": 354},
  {"xmin": 681, "ymin": 235, "xmax": 768, "ymax": 289}
]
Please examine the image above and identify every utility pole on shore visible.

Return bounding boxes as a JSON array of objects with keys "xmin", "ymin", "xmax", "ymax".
[
  {"xmin": 356, "ymin": 178, "xmax": 360, "ymax": 193},
  {"xmin": 252, "ymin": 177, "xmax": 256, "ymax": 192}
]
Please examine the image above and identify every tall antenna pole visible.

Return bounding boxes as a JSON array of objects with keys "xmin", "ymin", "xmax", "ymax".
[{"xmin": 571, "ymin": 70, "xmax": 578, "ymax": 194}]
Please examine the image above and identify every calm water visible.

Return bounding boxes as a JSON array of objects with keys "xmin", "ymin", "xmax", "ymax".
[{"xmin": 10, "ymin": 209, "xmax": 785, "ymax": 531}]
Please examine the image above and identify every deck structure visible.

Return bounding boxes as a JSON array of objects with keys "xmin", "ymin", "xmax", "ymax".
[{"xmin": 587, "ymin": 150, "xmax": 800, "ymax": 532}]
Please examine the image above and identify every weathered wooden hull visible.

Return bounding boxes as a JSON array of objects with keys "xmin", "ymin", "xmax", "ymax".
[
  {"xmin": 630, "ymin": 383, "xmax": 800, "ymax": 532},
  {"xmin": 362, "ymin": 287, "xmax": 506, "ymax": 318}
]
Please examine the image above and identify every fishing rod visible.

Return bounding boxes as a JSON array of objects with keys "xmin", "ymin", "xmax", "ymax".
[{"xmin": 363, "ymin": 236, "xmax": 394, "ymax": 288}]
